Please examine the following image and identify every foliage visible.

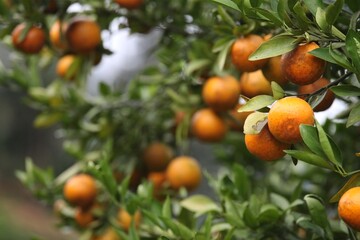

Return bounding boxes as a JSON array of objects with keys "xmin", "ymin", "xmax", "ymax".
[{"xmin": 0, "ymin": 0, "xmax": 360, "ymax": 239}]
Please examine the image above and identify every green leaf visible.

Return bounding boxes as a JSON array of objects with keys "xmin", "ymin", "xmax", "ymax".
[
  {"xmin": 309, "ymin": 47, "xmax": 338, "ymax": 65},
  {"xmin": 271, "ymin": 81, "xmax": 285, "ymax": 100},
  {"xmin": 215, "ymin": 39, "xmax": 235, "ymax": 71},
  {"xmin": 161, "ymin": 218, "xmax": 195, "ymax": 239},
  {"xmin": 329, "ymin": 45, "xmax": 354, "ymax": 71},
  {"xmin": 303, "ymin": 0, "xmax": 325, "ymax": 16},
  {"xmin": 233, "ymin": 164, "xmax": 251, "ymax": 200},
  {"xmin": 316, "ymin": 121, "xmax": 341, "ymax": 166},
  {"xmin": 185, "ymin": 59, "xmax": 211, "ymax": 76},
  {"xmin": 325, "ymin": 0, "xmax": 344, "ymax": 26},
  {"xmin": 99, "ymin": 82, "xmax": 111, "ymax": 96},
  {"xmin": 243, "ymin": 197, "xmax": 260, "ymax": 228},
  {"xmin": 316, "ymin": 7, "xmax": 330, "ymax": 32},
  {"xmin": 258, "ymin": 204, "xmax": 282, "ymax": 224},
  {"xmin": 345, "ymin": 0, "xmax": 360, "ymax": 12},
  {"xmin": 349, "ymin": 11, "xmax": 360, "ymax": 31},
  {"xmin": 211, "ymin": 0, "xmax": 240, "ymax": 11},
  {"xmin": 162, "ymin": 196, "xmax": 172, "ymax": 219},
  {"xmin": 331, "ymin": 85, "xmax": 360, "ymax": 97},
  {"xmin": 284, "ymin": 149, "xmax": 334, "ymax": 170},
  {"xmin": 304, "ymin": 194, "xmax": 334, "ymax": 240},
  {"xmin": 330, "ymin": 173, "xmax": 360, "ymax": 202},
  {"xmin": 270, "ymin": 193, "xmax": 289, "ymax": 211},
  {"xmin": 34, "ymin": 112, "xmax": 62, "ymax": 128},
  {"xmin": 347, "ymin": 102, "xmax": 360, "ymax": 127},
  {"xmin": 300, "ymin": 124, "xmax": 326, "ymax": 157},
  {"xmin": 296, "ymin": 217, "xmax": 325, "ymax": 238},
  {"xmin": 243, "ymin": 112, "xmax": 268, "ymax": 134},
  {"xmin": 180, "ymin": 195, "xmax": 220, "ymax": 215},
  {"xmin": 238, "ymin": 95, "xmax": 275, "ymax": 112},
  {"xmin": 253, "ymin": 8, "xmax": 283, "ymax": 26},
  {"xmin": 346, "ymin": 30, "xmax": 360, "ymax": 74},
  {"xmin": 249, "ymin": 34, "xmax": 301, "ymax": 60}
]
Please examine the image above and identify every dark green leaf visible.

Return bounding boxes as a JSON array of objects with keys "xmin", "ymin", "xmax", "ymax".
[
  {"xmin": 309, "ymin": 47, "xmax": 338, "ymax": 65},
  {"xmin": 331, "ymin": 85, "xmax": 360, "ymax": 97},
  {"xmin": 316, "ymin": 121, "xmax": 341, "ymax": 166},
  {"xmin": 284, "ymin": 149, "xmax": 334, "ymax": 170},
  {"xmin": 316, "ymin": 7, "xmax": 330, "ymax": 32},
  {"xmin": 345, "ymin": 0, "xmax": 360, "ymax": 12},
  {"xmin": 329, "ymin": 46, "xmax": 354, "ymax": 71},
  {"xmin": 346, "ymin": 30, "xmax": 360, "ymax": 74},
  {"xmin": 325, "ymin": 0, "xmax": 344, "ymax": 26},
  {"xmin": 233, "ymin": 164, "xmax": 251, "ymax": 200},
  {"xmin": 347, "ymin": 102, "xmax": 360, "ymax": 127},
  {"xmin": 296, "ymin": 217, "xmax": 325, "ymax": 238},
  {"xmin": 303, "ymin": 0, "xmax": 325, "ymax": 16},
  {"xmin": 249, "ymin": 34, "xmax": 301, "ymax": 60},
  {"xmin": 99, "ymin": 82, "xmax": 111, "ymax": 96},
  {"xmin": 300, "ymin": 124, "xmax": 325, "ymax": 157},
  {"xmin": 258, "ymin": 204, "xmax": 282, "ymax": 223},
  {"xmin": 304, "ymin": 194, "xmax": 334, "ymax": 240},
  {"xmin": 161, "ymin": 218, "xmax": 195, "ymax": 239}
]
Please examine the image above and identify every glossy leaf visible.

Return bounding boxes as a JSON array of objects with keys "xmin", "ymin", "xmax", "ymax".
[
  {"xmin": 249, "ymin": 34, "xmax": 301, "ymax": 60},
  {"xmin": 346, "ymin": 30, "xmax": 360, "ymax": 74},
  {"xmin": 316, "ymin": 121, "xmax": 341, "ymax": 166},
  {"xmin": 330, "ymin": 85, "xmax": 360, "ymax": 97},
  {"xmin": 300, "ymin": 124, "xmax": 325, "ymax": 157},
  {"xmin": 325, "ymin": 0, "xmax": 344, "ymax": 26},
  {"xmin": 211, "ymin": 0, "xmax": 240, "ymax": 11},
  {"xmin": 309, "ymin": 47, "xmax": 338, "ymax": 65},
  {"xmin": 238, "ymin": 95, "xmax": 275, "ymax": 112},
  {"xmin": 271, "ymin": 81, "xmax": 285, "ymax": 100},
  {"xmin": 284, "ymin": 149, "xmax": 334, "ymax": 170},
  {"xmin": 347, "ymin": 102, "xmax": 360, "ymax": 127}
]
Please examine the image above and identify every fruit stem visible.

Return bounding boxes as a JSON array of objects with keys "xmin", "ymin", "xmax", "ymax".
[{"xmin": 303, "ymin": 72, "xmax": 353, "ymax": 101}]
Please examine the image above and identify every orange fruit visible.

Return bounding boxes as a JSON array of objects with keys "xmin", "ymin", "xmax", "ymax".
[
  {"xmin": 92, "ymin": 228, "xmax": 121, "ymax": 240},
  {"xmin": 165, "ymin": 156, "xmax": 201, "ymax": 191},
  {"xmin": 12, "ymin": 23, "xmax": 46, "ymax": 54},
  {"xmin": 245, "ymin": 125, "xmax": 290, "ymax": 161},
  {"xmin": 262, "ymin": 55, "xmax": 288, "ymax": 86},
  {"xmin": 338, "ymin": 187, "xmax": 360, "ymax": 231},
  {"xmin": 142, "ymin": 142, "xmax": 173, "ymax": 172},
  {"xmin": 117, "ymin": 208, "xmax": 141, "ymax": 231},
  {"xmin": 297, "ymin": 77, "xmax": 335, "ymax": 112},
  {"xmin": 63, "ymin": 174, "xmax": 97, "ymax": 209},
  {"xmin": 281, "ymin": 42, "xmax": 326, "ymax": 85},
  {"xmin": 50, "ymin": 20, "xmax": 68, "ymax": 50},
  {"xmin": 148, "ymin": 172, "xmax": 167, "ymax": 199},
  {"xmin": 114, "ymin": 0, "xmax": 143, "ymax": 9},
  {"xmin": 202, "ymin": 76, "xmax": 240, "ymax": 112},
  {"xmin": 228, "ymin": 103, "xmax": 253, "ymax": 131},
  {"xmin": 75, "ymin": 208, "xmax": 94, "ymax": 228},
  {"xmin": 191, "ymin": 108, "xmax": 228, "ymax": 142},
  {"xmin": 231, "ymin": 34, "xmax": 268, "ymax": 72},
  {"xmin": 56, "ymin": 54, "xmax": 77, "ymax": 80},
  {"xmin": 268, "ymin": 97, "xmax": 315, "ymax": 144},
  {"xmin": 66, "ymin": 18, "xmax": 101, "ymax": 53},
  {"xmin": 240, "ymin": 70, "xmax": 272, "ymax": 98}
]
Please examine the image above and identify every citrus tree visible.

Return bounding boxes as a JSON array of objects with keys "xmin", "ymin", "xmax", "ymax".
[{"xmin": 1, "ymin": 0, "xmax": 360, "ymax": 239}]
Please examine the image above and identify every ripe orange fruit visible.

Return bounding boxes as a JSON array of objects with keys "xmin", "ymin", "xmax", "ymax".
[
  {"xmin": 231, "ymin": 34, "xmax": 268, "ymax": 72},
  {"xmin": 56, "ymin": 54, "xmax": 77, "ymax": 80},
  {"xmin": 92, "ymin": 228, "xmax": 121, "ymax": 240},
  {"xmin": 148, "ymin": 171, "xmax": 167, "ymax": 199},
  {"xmin": 240, "ymin": 70, "xmax": 272, "ymax": 98},
  {"xmin": 165, "ymin": 156, "xmax": 201, "ymax": 191},
  {"xmin": 12, "ymin": 23, "xmax": 46, "ymax": 54},
  {"xmin": 338, "ymin": 187, "xmax": 360, "ymax": 231},
  {"xmin": 262, "ymin": 55, "xmax": 288, "ymax": 86},
  {"xmin": 191, "ymin": 108, "xmax": 228, "ymax": 142},
  {"xmin": 75, "ymin": 208, "xmax": 94, "ymax": 228},
  {"xmin": 114, "ymin": 0, "xmax": 143, "ymax": 9},
  {"xmin": 202, "ymin": 76, "xmax": 240, "ymax": 112},
  {"xmin": 281, "ymin": 42, "xmax": 326, "ymax": 85},
  {"xmin": 228, "ymin": 103, "xmax": 253, "ymax": 131},
  {"xmin": 117, "ymin": 208, "xmax": 141, "ymax": 231},
  {"xmin": 50, "ymin": 20, "xmax": 68, "ymax": 50},
  {"xmin": 66, "ymin": 18, "xmax": 101, "ymax": 53},
  {"xmin": 245, "ymin": 125, "xmax": 290, "ymax": 161},
  {"xmin": 297, "ymin": 77, "xmax": 335, "ymax": 112},
  {"xmin": 142, "ymin": 142, "xmax": 173, "ymax": 172},
  {"xmin": 268, "ymin": 97, "xmax": 315, "ymax": 144},
  {"xmin": 63, "ymin": 174, "xmax": 97, "ymax": 208}
]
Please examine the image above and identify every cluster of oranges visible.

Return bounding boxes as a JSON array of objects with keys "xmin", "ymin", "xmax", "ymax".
[
  {"xmin": 10, "ymin": 0, "xmax": 145, "ymax": 82},
  {"xmin": 60, "ymin": 142, "xmax": 201, "ymax": 238},
  {"xmin": 238, "ymin": 35, "xmax": 336, "ymax": 161}
]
